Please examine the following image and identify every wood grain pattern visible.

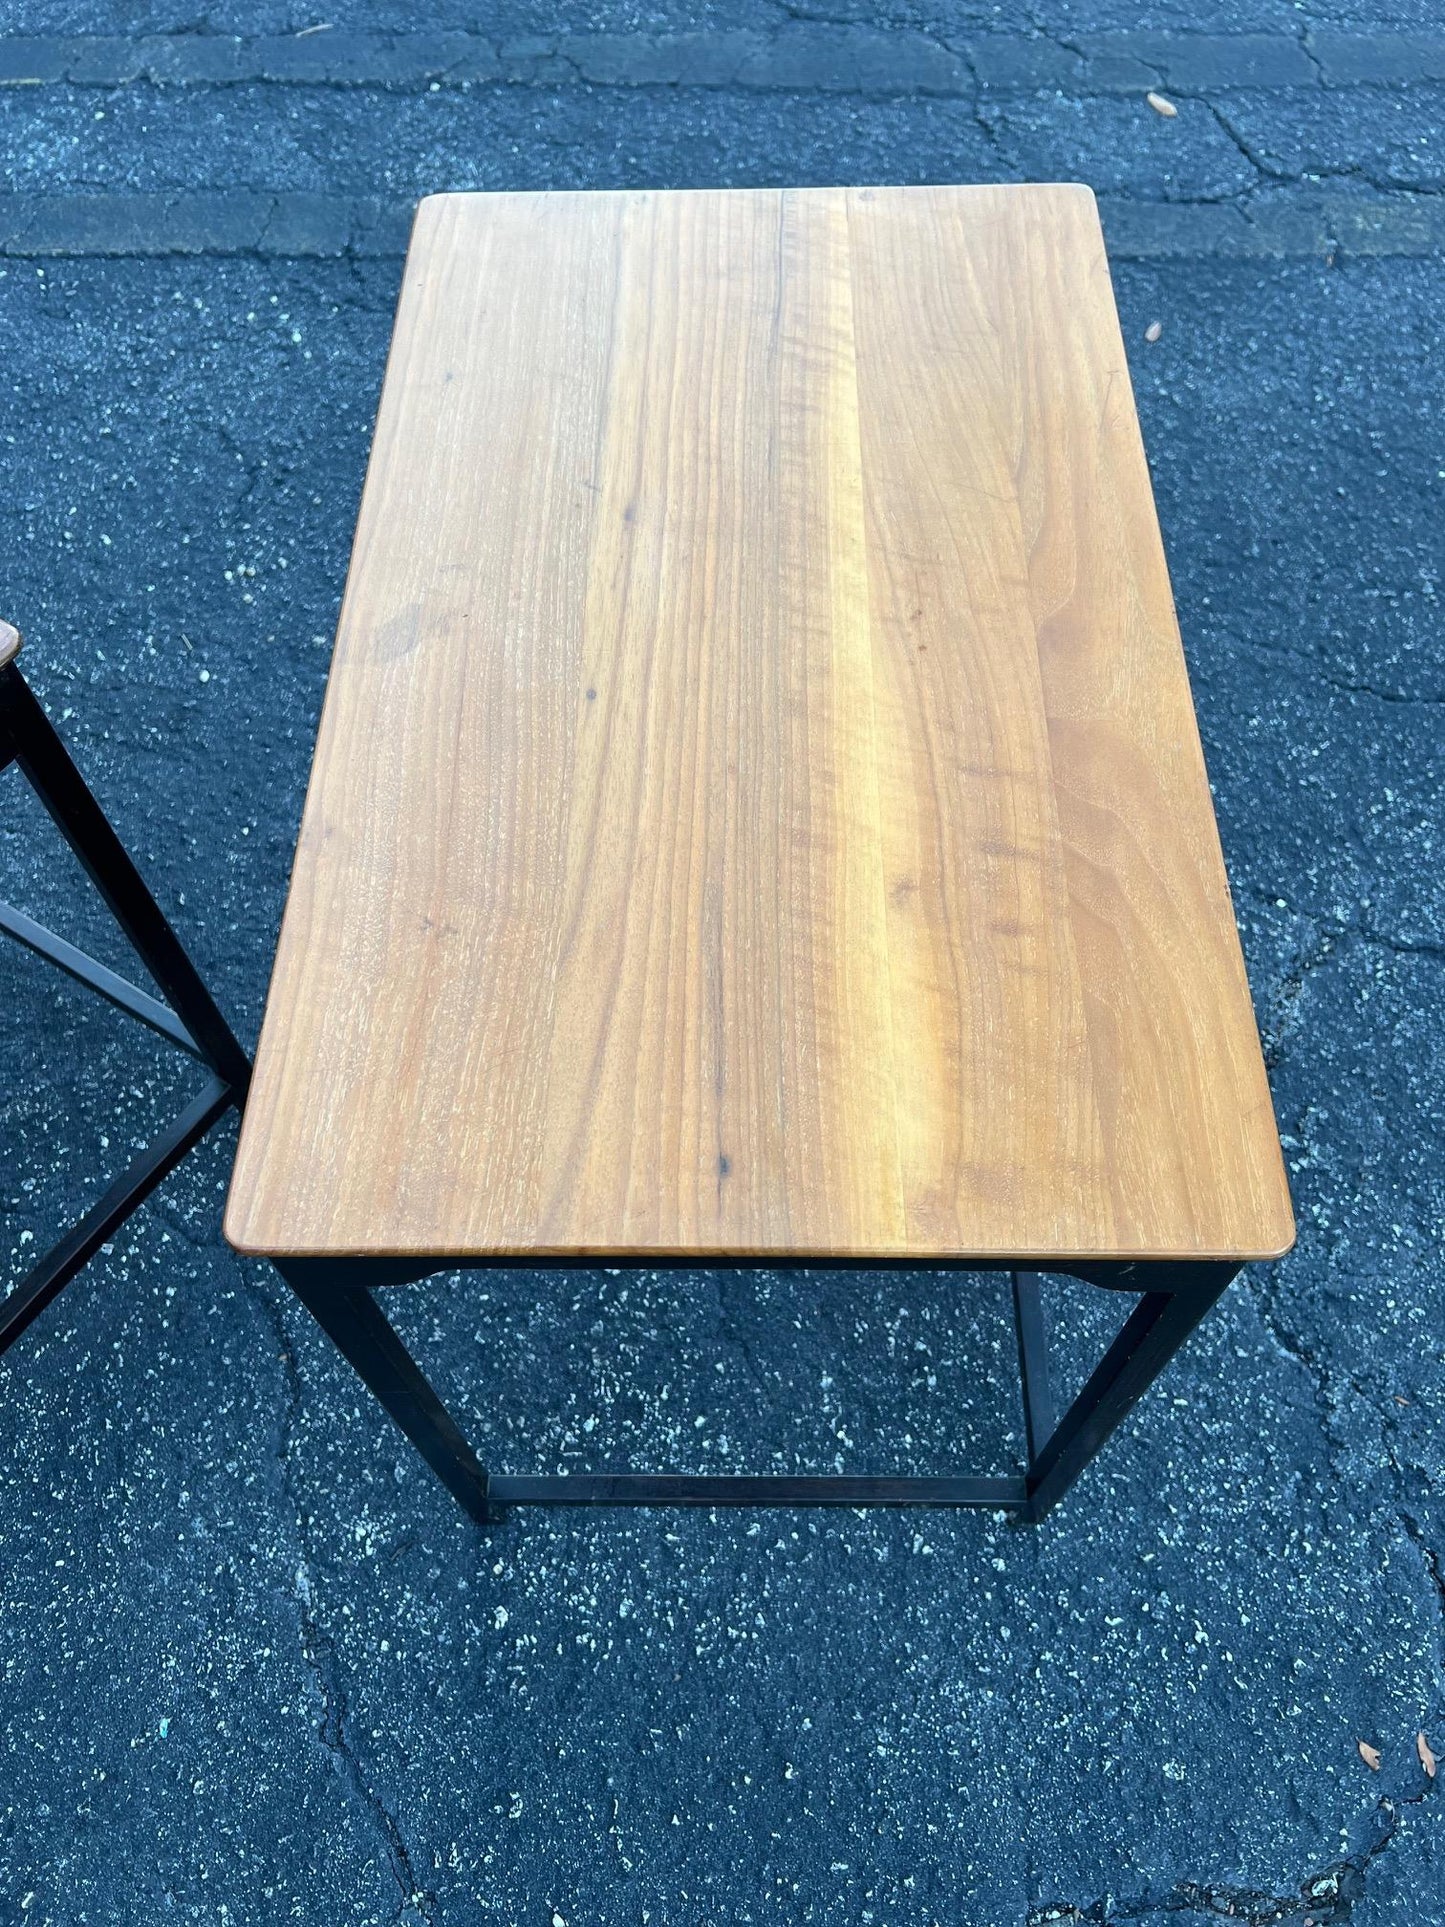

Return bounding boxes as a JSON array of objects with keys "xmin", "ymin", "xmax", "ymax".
[{"xmin": 225, "ymin": 185, "xmax": 1294, "ymax": 1263}]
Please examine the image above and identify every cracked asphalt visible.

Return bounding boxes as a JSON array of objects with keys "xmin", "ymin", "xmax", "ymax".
[{"xmin": 1, "ymin": 4, "xmax": 1443, "ymax": 1923}]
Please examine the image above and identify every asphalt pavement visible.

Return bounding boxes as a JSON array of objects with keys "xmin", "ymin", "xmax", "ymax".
[{"xmin": 1, "ymin": 5, "xmax": 1443, "ymax": 1922}]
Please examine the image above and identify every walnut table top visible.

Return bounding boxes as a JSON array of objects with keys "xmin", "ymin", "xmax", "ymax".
[{"xmin": 226, "ymin": 185, "xmax": 1294, "ymax": 1267}]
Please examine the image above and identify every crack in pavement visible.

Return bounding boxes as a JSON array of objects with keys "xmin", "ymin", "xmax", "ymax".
[
  {"xmin": 1187, "ymin": 92, "xmax": 1445, "ymax": 199},
  {"xmin": 1188, "ymin": 895, "xmax": 1445, "ymax": 1925},
  {"xmin": 1024, "ymin": 1786, "xmax": 1440, "ymax": 1926},
  {"xmin": 1255, "ymin": 919, "xmax": 1341, "ymax": 1077},
  {"xmin": 1398, "ymin": 1508, "xmax": 1445, "ymax": 1643},
  {"xmin": 1029, "ymin": 1490, "xmax": 1443, "ymax": 1920},
  {"xmin": 1297, "ymin": 32, "xmax": 1329, "ymax": 89},
  {"xmin": 1256, "ymin": 667, "xmax": 1445, "ymax": 708},
  {"xmin": 1245, "ymin": 899, "xmax": 1445, "ymax": 1078},
  {"xmin": 243, "ymin": 1274, "xmax": 439, "ymax": 1927}
]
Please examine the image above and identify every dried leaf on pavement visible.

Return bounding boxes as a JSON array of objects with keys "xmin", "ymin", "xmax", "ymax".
[
  {"xmin": 1358, "ymin": 1741, "xmax": 1382, "ymax": 1771},
  {"xmin": 1418, "ymin": 1731, "xmax": 1437, "ymax": 1778}
]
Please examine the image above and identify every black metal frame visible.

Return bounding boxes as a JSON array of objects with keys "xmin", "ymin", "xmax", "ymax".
[
  {"xmin": 0, "ymin": 655, "xmax": 250, "ymax": 1356},
  {"xmin": 274, "ymin": 1251, "xmax": 1240, "ymax": 1526}
]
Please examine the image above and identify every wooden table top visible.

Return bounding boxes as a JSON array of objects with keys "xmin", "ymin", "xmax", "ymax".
[{"xmin": 226, "ymin": 184, "xmax": 1294, "ymax": 1266}]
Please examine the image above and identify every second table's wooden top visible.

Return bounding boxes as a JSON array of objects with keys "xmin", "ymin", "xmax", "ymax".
[{"xmin": 226, "ymin": 184, "xmax": 1294, "ymax": 1264}]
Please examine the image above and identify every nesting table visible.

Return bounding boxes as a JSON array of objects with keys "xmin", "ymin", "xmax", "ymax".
[
  {"xmin": 1, "ymin": 621, "xmax": 250, "ymax": 1357},
  {"xmin": 226, "ymin": 185, "xmax": 1293, "ymax": 1527}
]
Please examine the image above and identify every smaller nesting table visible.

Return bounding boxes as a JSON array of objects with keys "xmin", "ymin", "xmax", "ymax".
[
  {"xmin": 1, "ymin": 621, "xmax": 250, "ymax": 1354},
  {"xmin": 226, "ymin": 185, "xmax": 1293, "ymax": 1527}
]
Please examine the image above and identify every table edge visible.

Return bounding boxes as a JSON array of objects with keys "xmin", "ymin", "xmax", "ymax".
[
  {"xmin": 223, "ymin": 1224, "xmax": 1297, "ymax": 1268},
  {"xmin": 410, "ymin": 180, "xmax": 1101, "ymax": 219}
]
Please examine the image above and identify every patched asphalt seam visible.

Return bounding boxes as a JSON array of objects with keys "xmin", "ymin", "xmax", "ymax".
[
  {"xmin": 2, "ymin": 188, "xmax": 1444, "ymax": 259},
  {"xmin": 1, "ymin": 27, "xmax": 1442, "ymax": 96}
]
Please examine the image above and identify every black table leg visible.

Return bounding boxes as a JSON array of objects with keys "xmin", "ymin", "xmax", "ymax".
[
  {"xmin": 1023, "ymin": 1267, "xmax": 1237, "ymax": 1522},
  {"xmin": 1011, "ymin": 1270, "xmax": 1055, "ymax": 1465},
  {"xmin": 278, "ymin": 1263, "xmax": 496, "ymax": 1526}
]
